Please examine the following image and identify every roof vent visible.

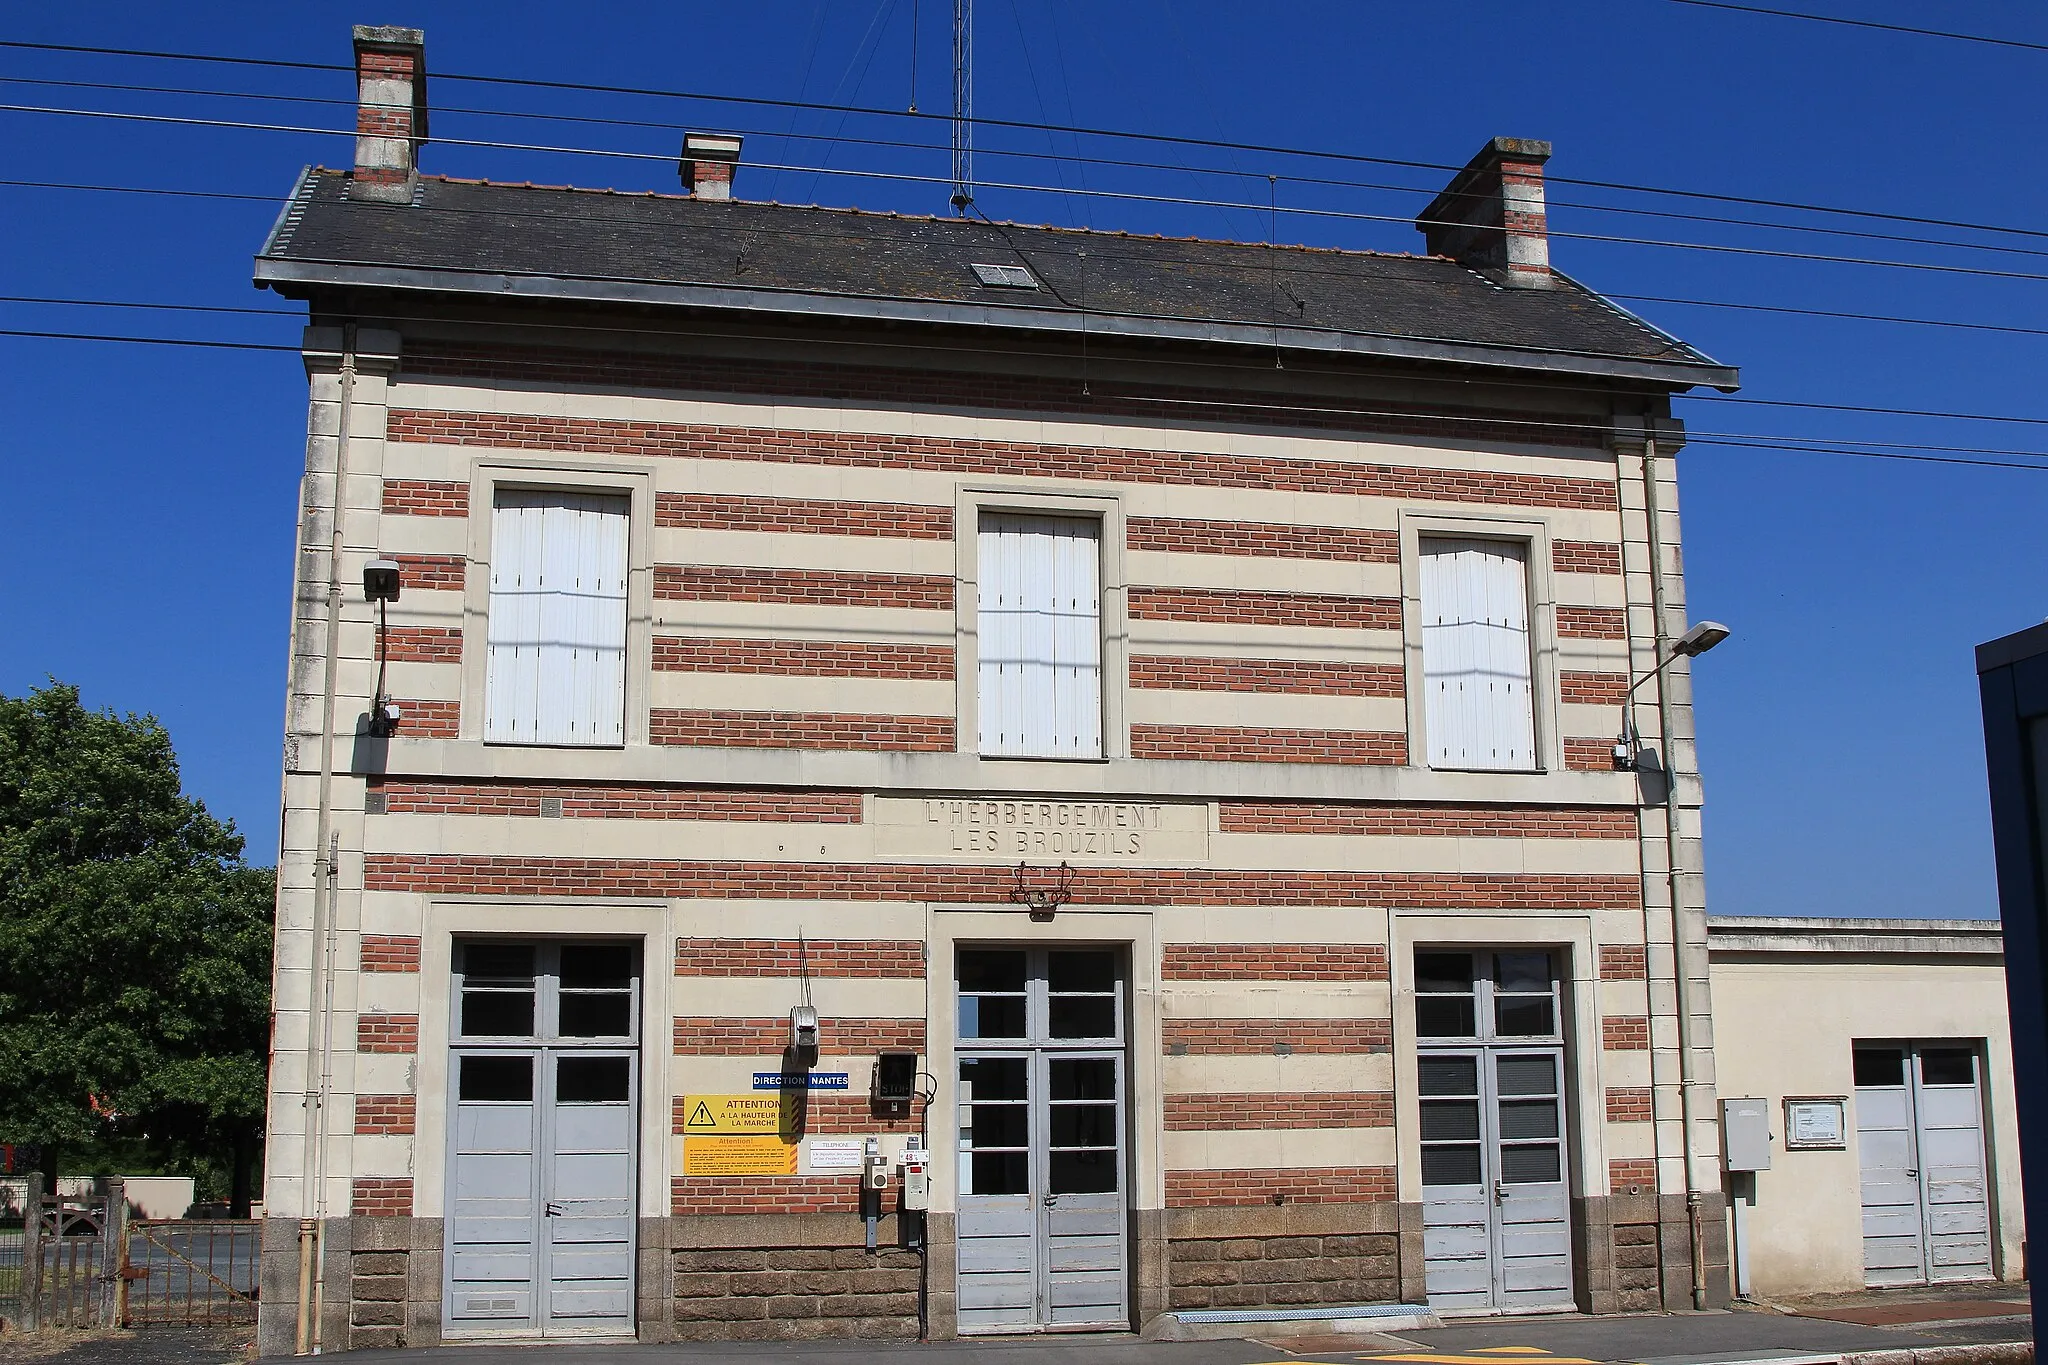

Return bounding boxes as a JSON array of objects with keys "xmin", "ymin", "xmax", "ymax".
[{"xmin": 970, "ymin": 262, "xmax": 1038, "ymax": 289}]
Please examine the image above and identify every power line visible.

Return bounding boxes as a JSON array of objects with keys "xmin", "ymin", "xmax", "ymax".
[
  {"xmin": 14, "ymin": 99, "xmax": 2048, "ymax": 288},
  {"xmin": 9, "ymin": 298, "xmax": 2048, "ymax": 457},
  {"xmin": 8, "ymin": 71, "xmax": 2046, "ymax": 264},
  {"xmin": 1666, "ymin": 0, "xmax": 2048, "ymax": 54},
  {"xmin": 6, "ymin": 36, "xmax": 2048, "ymax": 245}
]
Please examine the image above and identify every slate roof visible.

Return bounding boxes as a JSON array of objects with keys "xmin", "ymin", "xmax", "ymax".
[{"xmin": 255, "ymin": 168, "xmax": 1737, "ymax": 390}]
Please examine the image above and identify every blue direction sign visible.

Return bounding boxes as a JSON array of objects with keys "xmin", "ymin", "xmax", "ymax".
[{"xmin": 752, "ymin": 1071, "xmax": 850, "ymax": 1091}]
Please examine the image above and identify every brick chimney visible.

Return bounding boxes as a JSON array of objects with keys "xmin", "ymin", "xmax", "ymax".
[
  {"xmin": 1418, "ymin": 137, "xmax": 1553, "ymax": 288},
  {"xmin": 351, "ymin": 25, "xmax": 428, "ymax": 205},
  {"xmin": 679, "ymin": 133, "xmax": 743, "ymax": 200}
]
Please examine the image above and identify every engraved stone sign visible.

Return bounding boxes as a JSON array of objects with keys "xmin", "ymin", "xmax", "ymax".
[{"xmin": 873, "ymin": 796, "xmax": 1209, "ymax": 863}]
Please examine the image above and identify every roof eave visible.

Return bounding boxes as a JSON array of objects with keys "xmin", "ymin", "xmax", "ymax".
[{"xmin": 253, "ymin": 256, "xmax": 1742, "ymax": 392}]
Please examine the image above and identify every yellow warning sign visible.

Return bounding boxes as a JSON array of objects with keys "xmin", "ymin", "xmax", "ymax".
[
  {"xmin": 683, "ymin": 1135, "xmax": 798, "ymax": 1176},
  {"xmin": 682, "ymin": 1093, "xmax": 793, "ymax": 1135}
]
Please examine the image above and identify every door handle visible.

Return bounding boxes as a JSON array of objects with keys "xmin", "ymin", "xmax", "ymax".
[
  {"xmin": 1042, "ymin": 1195, "xmax": 1059, "ymax": 1207},
  {"xmin": 545, "ymin": 1202, "xmax": 565, "ymax": 1217},
  {"xmin": 1905, "ymin": 1169, "xmax": 1920, "ymax": 1178},
  {"xmin": 1493, "ymin": 1181, "xmax": 1510, "ymax": 1203}
]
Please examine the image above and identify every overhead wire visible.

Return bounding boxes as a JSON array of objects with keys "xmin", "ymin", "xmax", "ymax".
[
  {"xmin": 13, "ymin": 97, "xmax": 2048, "ymax": 287},
  {"xmin": 5, "ymin": 70, "xmax": 2047, "ymax": 263},
  {"xmin": 6, "ymin": 36, "xmax": 2048, "ymax": 244},
  {"xmin": 8, "ymin": 294, "xmax": 2048, "ymax": 457},
  {"xmin": 1664, "ymin": 0, "xmax": 2048, "ymax": 54}
]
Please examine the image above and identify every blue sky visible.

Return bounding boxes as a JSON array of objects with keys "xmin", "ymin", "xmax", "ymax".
[{"xmin": 3, "ymin": 1, "xmax": 2044, "ymax": 918}]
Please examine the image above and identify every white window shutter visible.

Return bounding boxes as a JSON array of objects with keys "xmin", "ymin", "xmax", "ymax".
[
  {"xmin": 978, "ymin": 513, "xmax": 1102, "ymax": 758},
  {"xmin": 1421, "ymin": 537, "xmax": 1536, "ymax": 771},
  {"xmin": 487, "ymin": 490, "xmax": 629, "ymax": 746}
]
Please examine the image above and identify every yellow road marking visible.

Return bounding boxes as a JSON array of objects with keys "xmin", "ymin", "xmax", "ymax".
[
  {"xmin": 1361, "ymin": 1355, "xmax": 1601, "ymax": 1365},
  {"xmin": 1475, "ymin": 1351, "xmax": 1555, "ymax": 1356}
]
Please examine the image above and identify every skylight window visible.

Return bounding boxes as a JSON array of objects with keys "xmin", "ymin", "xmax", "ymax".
[{"xmin": 971, "ymin": 262, "xmax": 1039, "ymax": 290}]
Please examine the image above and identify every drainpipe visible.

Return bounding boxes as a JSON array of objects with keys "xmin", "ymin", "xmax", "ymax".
[
  {"xmin": 1641, "ymin": 434, "xmax": 1710, "ymax": 1310},
  {"xmin": 297, "ymin": 323, "xmax": 357, "ymax": 1354}
]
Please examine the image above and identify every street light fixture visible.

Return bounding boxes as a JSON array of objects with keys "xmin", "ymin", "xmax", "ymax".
[{"xmin": 1614, "ymin": 620, "xmax": 1730, "ymax": 770}]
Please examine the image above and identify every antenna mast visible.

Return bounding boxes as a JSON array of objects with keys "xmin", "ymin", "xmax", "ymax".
[{"xmin": 950, "ymin": 0, "xmax": 973, "ymax": 213}]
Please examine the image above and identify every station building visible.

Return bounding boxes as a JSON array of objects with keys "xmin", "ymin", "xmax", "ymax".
[{"xmin": 255, "ymin": 26, "xmax": 1747, "ymax": 1352}]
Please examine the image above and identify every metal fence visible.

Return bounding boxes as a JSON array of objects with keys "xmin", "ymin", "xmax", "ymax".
[
  {"xmin": 120, "ymin": 1219, "xmax": 260, "ymax": 1326},
  {"xmin": 0, "ymin": 1176, "xmax": 260, "ymax": 1331}
]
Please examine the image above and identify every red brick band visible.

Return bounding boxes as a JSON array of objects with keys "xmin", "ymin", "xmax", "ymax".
[
  {"xmin": 1163, "ymin": 1093, "xmax": 1393, "ymax": 1130},
  {"xmin": 351, "ymin": 1178, "xmax": 413, "ymax": 1217},
  {"xmin": 391, "ymin": 553, "xmax": 465, "ymax": 590},
  {"xmin": 1600, "ymin": 944, "xmax": 1648, "ymax": 981},
  {"xmin": 1606, "ymin": 1087, "xmax": 1654, "ymax": 1123},
  {"xmin": 356, "ymin": 1014, "xmax": 419, "ymax": 1054},
  {"xmin": 1603, "ymin": 1016, "xmax": 1651, "ymax": 1050},
  {"xmin": 361, "ymin": 935, "xmax": 421, "ymax": 972},
  {"xmin": 671, "ymin": 1176, "xmax": 851, "ymax": 1215},
  {"xmin": 1558, "ymin": 605, "xmax": 1628, "ymax": 639},
  {"xmin": 656, "ymin": 492, "xmax": 953, "ymax": 540},
  {"xmin": 1130, "ymin": 655, "xmax": 1403, "ymax": 696},
  {"xmin": 1128, "ymin": 517, "xmax": 1399, "ymax": 563},
  {"xmin": 386, "ymin": 408, "xmax": 1617, "ymax": 504},
  {"xmin": 1162, "ymin": 1018, "xmax": 1393, "ymax": 1054},
  {"xmin": 365, "ymin": 856, "xmax": 1641, "ymax": 909},
  {"xmin": 1162, "ymin": 943, "xmax": 1390, "ymax": 982},
  {"xmin": 1559, "ymin": 671, "xmax": 1629, "ymax": 706},
  {"xmin": 1165, "ymin": 1166, "xmax": 1396, "ymax": 1208},
  {"xmin": 390, "ymin": 699, "xmax": 459, "ymax": 738},
  {"xmin": 1609, "ymin": 1158, "xmax": 1657, "ymax": 1192},
  {"xmin": 1130, "ymin": 724, "xmax": 1408, "ymax": 766},
  {"xmin": 654, "ymin": 636, "xmax": 953, "ymax": 680},
  {"xmin": 383, "ymin": 626, "xmax": 462, "ymax": 663},
  {"xmin": 1128, "ymin": 586, "xmax": 1401, "ymax": 631},
  {"xmin": 400, "ymin": 343, "xmax": 1609, "ymax": 454},
  {"xmin": 674, "ymin": 939, "xmax": 925, "ymax": 977},
  {"xmin": 673, "ymin": 1017, "xmax": 926, "ymax": 1055},
  {"xmin": 382, "ymin": 479, "xmax": 468, "ymax": 517},
  {"xmin": 1564, "ymin": 737, "xmax": 1619, "ymax": 771},
  {"xmin": 650, "ymin": 709, "xmax": 955, "ymax": 752},
  {"xmin": 354, "ymin": 1095, "xmax": 416, "ymax": 1136},
  {"xmin": 1217, "ymin": 801, "xmax": 1636, "ymax": 839},
  {"xmin": 1554, "ymin": 540, "xmax": 1623, "ymax": 575},
  {"xmin": 655, "ymin": 565, "xmax": 953, "ymax": 611},
  {"xmin": 372, "ymin": 780, "xmax": 863, "ymax": 822}
]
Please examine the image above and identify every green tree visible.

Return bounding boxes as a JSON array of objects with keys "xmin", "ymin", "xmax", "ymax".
[{"xmin": 0, "ymin": 681, "xmax": 273, "ymax": 1214}]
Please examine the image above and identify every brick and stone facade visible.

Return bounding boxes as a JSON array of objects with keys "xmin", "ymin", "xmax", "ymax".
[{"xmin": 253, "ymin": 27, "xmax": 1735, "ymax": 1354}]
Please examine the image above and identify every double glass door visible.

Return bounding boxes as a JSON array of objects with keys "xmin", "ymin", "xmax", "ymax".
[
  {"xmin": 955, "ymin": 947, "xmax": 1128, "ymax": 1332},
  {"xmin": 444, "ymin": 941, "xmax": 641, "ymax": 1337},
  {"xmin": 1416, "ymin": 950, "xmax": 1574, "ymax": 1313},
  {"xmin": 1855, "ymin": 1044, "xmax": 1994, "ymax": 1285}
]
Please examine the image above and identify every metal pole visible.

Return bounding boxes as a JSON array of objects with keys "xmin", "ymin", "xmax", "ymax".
[
  {"xmin": 1642, "ymin": 435, "xmax": 1711, "ymax": 1309},
  {"xmin": 950, "ymin": 0, "xmax": 972, "ymax": 213},
  {"xmin": 297, "ymin": 323, "xmax": 357, "ymax": 1354}
]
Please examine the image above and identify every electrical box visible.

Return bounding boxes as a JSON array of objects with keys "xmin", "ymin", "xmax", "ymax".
[
  {"xmin": 900, "ymin": 1142, "xmax": 929, "ymax": 1211},
  {"xmin": 863, "ymin": 1137, "xmax": 890, "ymax": 1192},
  {"xmin": 874, "ymin": 1051, "xmax": 918, "ymax": 1118},
  {"xmin": 790, "ymin": 1005, "xmax": 819, "ymax": 1054},
  {"xmin": 1722, "ymin": 1097, "xmax": 1773, "ymax": 1172}
]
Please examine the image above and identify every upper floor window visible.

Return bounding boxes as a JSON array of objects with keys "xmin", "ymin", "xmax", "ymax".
[
  {"xmin": 485, "ymin": 489, "xmax": 629, "ymax": 746},
  {"xmin": 977, "ymin": 512, "xmax": 1103, "ymax": 759},
  {"xmin": 1419, "ymin": 536, "xmax": 1536, "ymax": 771}
]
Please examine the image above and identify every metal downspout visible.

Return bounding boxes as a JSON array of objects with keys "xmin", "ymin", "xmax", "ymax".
[
  {"xmin": 1642, "ymin": 435, "xmax": 1710, "ymax": 1310},
  {"xmin": 297, "ymin": 323, "xmax": 357, "ymax": 1355}
]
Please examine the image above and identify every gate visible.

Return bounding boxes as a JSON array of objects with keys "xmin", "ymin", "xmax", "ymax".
[
  {"xmin": 120, "ymin": 1219, "xmax": 261, "ymax": 1326},
  {"xmin": 1, "ymin": 1179, "xmax": 117, "ymax": 1330}
]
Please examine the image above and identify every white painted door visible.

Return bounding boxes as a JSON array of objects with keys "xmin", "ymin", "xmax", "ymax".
[
  {"xmin": 1417, "ymin": 951, "xmax": 1575, "ymax": 1314},
  {"xmin": 1856, "ymin": 1045, "xmax": 1993, "ymax": 1286},
  {"xmin": 444, "ymin": 942, "xmax": 641, "ymax": 1338},
  {"xmin": 955, "ymin": 948, "xmax": 1128, "ymax": 1332}
]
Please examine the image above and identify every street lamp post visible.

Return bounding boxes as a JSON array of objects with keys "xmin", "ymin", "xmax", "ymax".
[{"xmin": 1614, "ymin": 620, "xmax": 1730, "ymax": 770}]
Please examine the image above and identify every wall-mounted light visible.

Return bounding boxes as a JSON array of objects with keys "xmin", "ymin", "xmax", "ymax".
[
  {"xmin": 364, "ymin": 559, "xmax": 403, "ymax": 737},
  {"xmin": 1614, "ymin": 620, "xmax": 1729, "ymax": 770}
]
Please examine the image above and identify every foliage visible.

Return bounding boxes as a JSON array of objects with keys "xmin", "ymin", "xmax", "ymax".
[{"xmin": 0, "ymin": 681, "xmax": 272, "ymax": 1193}]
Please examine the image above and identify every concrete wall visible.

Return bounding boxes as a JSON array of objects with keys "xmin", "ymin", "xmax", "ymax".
[
  {"xmin": 257, "ymin": 319, "xmax": 1719, "ymax": 1350},
  {"xmin": 1709, "ymin": 920, "xmax": 2024, "ymax": 1298}
]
